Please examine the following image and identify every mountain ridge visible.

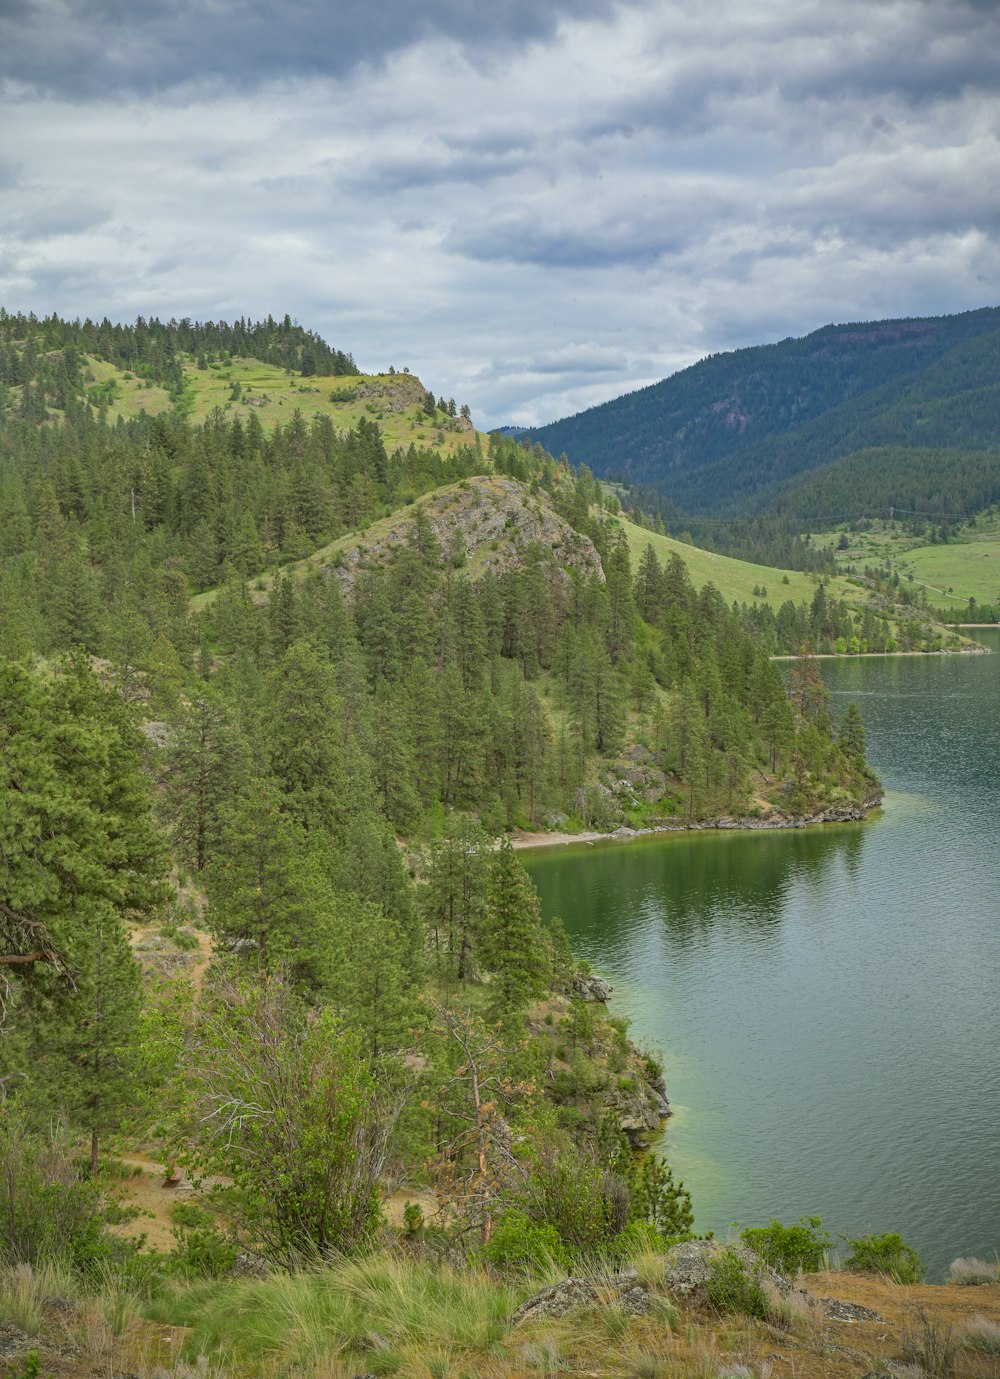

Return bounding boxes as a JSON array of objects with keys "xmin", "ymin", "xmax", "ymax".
[{"xmin": 519, "ymin": 306, "xmax": 1000, "ymax": 524}]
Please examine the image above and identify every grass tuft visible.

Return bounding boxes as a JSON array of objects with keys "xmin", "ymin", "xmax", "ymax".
[
  {"xmin": 948, "ymin": 1255, "xmax": 1000, "ymax": 1285},
  {"xmin": 900, "ymin": 1306, "xmax": 958, "ymax": 1376},
  {"xmin": 962, "ymin": 1316, "xmax": 1000, "ymax": 1354},
  {"xmin": 146, "ymin": 1253, "xmax": 525, "ymax": 1369}
]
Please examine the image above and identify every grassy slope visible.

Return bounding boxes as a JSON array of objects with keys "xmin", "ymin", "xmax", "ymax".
[
  {"xmin": 178, "ymin": 358, "xmax": 476, "ymax": 460},
  {"xmin": 613, "ymin": 514, "xmax": 866, "ymax": 611},
  {"xmin": 69, "ymin": 353, "xmax": 476, "ymax": 452},
  {"xmin": 84, "ymin": 357, "xmax": 175, "ymax": 421},
  {"xmin": 14, "ymin": 1250, "xmax": 1000, "ymax": 1379},
  {"xmin": 817, "ymin": 515, "xmax": 1000, "ymax": 610},
  {"xmin": 190, "ymin": 474, "xmax": 594, "ymax": 612}
]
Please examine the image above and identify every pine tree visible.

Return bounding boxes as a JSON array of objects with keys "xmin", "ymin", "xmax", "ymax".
[
  {"xmin": 838, "ymin": 701, "xmax": 866, "ymax": 759},
  {"xmin": 161, "ymin": 689, "xmax": 248, "ymax": 872},
  {"xmin": 482, "ymin": 838, "xmax": 548, "ymax": 1015},
  {"xmin": 420, "ymin": 816, "xmax": 491, "ymax": 985}
]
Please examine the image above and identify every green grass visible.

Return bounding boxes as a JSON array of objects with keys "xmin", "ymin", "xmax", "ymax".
[
  {"xmin": 178, "ymin": 358, "xmax": 479, "ymax": 461},
  {"xmin": 83, "ymin": 357, "xmax": 174, "ymax": 421},
  {"xmin": 147, "ymin": 1254, "xmax": 526, "ymax": 1371},
  {"xmin": 817, "ymin": 515, "xmax": 1000, "ymax": 610},
  {"xmin": 612, "ymin": 516, "xmax": 866, "ymax": 613}
]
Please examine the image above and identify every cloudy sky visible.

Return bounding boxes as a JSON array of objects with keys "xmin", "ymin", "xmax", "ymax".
[{"xmin": 1, "ymin": 0, "xmax": 999, "ymax": 428}]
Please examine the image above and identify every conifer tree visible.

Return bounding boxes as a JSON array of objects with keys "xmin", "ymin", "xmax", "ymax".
[
  {"xmin": 482, "ymin": 838, "xmax": 548, "ymax": 1015},
  {"xmin": 420, "ymin": 816, "xmax": 490, "ymax": 985}
]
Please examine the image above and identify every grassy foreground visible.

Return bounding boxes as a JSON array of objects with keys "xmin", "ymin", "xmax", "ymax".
[{"xmin": 5, "ymin": 1247, "xmax": 1000, "ymax": 1379}]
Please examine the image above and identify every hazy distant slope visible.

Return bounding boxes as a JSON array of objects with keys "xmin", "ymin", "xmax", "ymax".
[{"xmin": 521, "ymin": 307, "xmax": 1000, "ymax": 519}]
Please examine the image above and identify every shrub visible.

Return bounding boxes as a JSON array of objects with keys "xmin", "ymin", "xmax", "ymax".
[
  {"xmin": 738, "ymin": 1217, "xmax": 831, "ymax": 1273},
  {"xmin": 706, "ymin": 1249, "xmax": 770, "ymax": 1318},
  {"xmin": 184, "ymin": 974, "xmax": 403, "ymax": 1262},
  {"xmin": 480, "ymin": 1211, "xmax": 569, "ymax": 1274},
  {"xmin": 170, "ymin": 1224, "xmax": 238, "ymax": 1279},
  {"xmin": 844, "ymin": 1231, "xmax": 925, "ymax": 1283},
  {"xmin": 0, "ymin": 1114, "xmax": 113, "ymax": 1274}
]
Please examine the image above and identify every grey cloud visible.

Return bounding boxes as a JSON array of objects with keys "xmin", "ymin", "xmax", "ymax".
[
  {"xmin": 525, "ymin": 345, "xmax": 628, "ymax": 375},
  {"xmin": 0, "ymin": 158, "xmax": 22, "ymax": 190},
  {"xmin": 341, "ymin": 146, "xmax": 533, "ymax": 197},
  {"xmin": 482, "ymin": 344, "xmax": 629, "ymax": 379},
  {"xmin": 7, "ymin": 200, "xmax": 110, "ymax": 241},
  {"xmin": 0, "ymin": 0, "xmax": 620, "ymax": 98}
]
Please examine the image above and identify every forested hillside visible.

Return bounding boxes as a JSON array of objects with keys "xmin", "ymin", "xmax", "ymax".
[
  {"xmin": 1, "ymin": 312, "xmax": 896, "ymax": 1355},
  {"xmin": 520, "ymin": 307, "xmax": 1000, "ymax": 541}
]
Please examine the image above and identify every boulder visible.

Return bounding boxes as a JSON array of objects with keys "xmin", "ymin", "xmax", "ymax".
[
  {"xmin": 663, "ymin": 1240, "xmax": 792, "ymax": 1299},
  {"xmin": 513, "ymin": 1270, "xmax": 651, "ymax": 1325},
  {"xmin": 571, "ymin": 975, "xmax": 613, "ymax": 1002},
  {"xmin": 662, "ymin": 1241, "xmax": 884, "ymax": 1323}
]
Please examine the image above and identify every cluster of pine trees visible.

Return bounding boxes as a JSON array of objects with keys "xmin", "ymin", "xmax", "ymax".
[{"xmin": 0, "ymin": 310, "xmax": 357, "ymax": 403}]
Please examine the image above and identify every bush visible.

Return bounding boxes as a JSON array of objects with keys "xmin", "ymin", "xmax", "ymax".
[
  {"xmin": 170, "ymin": 1224, "xmax": 239, "ymax": 1279},
  {"xmin": 739, "ymin": 1217, "xmax": 831, "ymax": 1273},
  {"xmin": 185, "ymin": 974, "xmax": 403, "ymax": 1262},
  {"xmin": 844, "ymin": 1231, "xmax": 925, "ymax": 1283},
  {"xmin": 706, "ymin": 1249, "xmax": 770, "ymax": 1318},
  {"xmin": 480, "ymin": 1212, "xmax": 569, "ymax": 1274},
  {"xmin": 0, "ymin": 1114, "xmax": 114, "ymax": 1274}
]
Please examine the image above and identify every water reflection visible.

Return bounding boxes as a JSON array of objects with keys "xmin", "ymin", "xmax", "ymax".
[{"xmin": 528, "ymin": 822, "xmax": 869, "ymax": 953}]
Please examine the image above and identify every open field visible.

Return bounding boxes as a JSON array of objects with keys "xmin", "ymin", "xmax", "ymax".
[{"xmin": 817, "ymin": 515, "xmax": 1000, "ymax": 609}]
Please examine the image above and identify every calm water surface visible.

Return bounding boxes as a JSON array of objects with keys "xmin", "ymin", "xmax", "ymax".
[{"xmin": 524, "ymin": 630, "xmax": 1000, "ymax": 1277}]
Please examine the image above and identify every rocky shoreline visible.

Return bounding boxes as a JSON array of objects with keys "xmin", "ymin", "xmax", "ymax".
[{"xmin": 513, "ymin": 791, "xmax": 885, "ymax": 852}]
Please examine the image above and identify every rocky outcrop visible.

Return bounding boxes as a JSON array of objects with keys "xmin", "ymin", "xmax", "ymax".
[
  {"xmin": 326, "ymin": 476, "xmax": 603, "ymax": 591},
  {"xmin": 571, "ymin": 975, "xmax": 613, "ymax": 1003},
  {"xmin": 512, "ymin": 1270, "xmax": 652, "ymax": 1325},
  {"xmin": 662, "ymin": 1241, "xmax": 884, "ymax": 1322},
  {"xmin": 663, "ymin": 1240, "xmax": 790, "ymax": 1299},
  {"xmin": 610, "ymin": 1073, "xmax": 672, "ymax": 1149}
]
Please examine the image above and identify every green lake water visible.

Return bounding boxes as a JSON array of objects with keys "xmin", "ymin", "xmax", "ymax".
[{"xmin": 523, "ymin": 630, "xmax": 1000, "ymax": 1277}]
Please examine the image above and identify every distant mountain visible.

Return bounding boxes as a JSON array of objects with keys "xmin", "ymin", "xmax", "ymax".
[{"xmin": 521, "ymin": 308, "xmax": 1000, "ymax": 526}]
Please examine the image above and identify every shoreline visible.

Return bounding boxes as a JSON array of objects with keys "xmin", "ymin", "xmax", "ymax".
[
  {"xmin": 512, "ymin": 798, "xmax": 882, "ymax": 852},
  {"xmin": 771, "ymin": 644, "xmax": 989, "ymax": 660}
]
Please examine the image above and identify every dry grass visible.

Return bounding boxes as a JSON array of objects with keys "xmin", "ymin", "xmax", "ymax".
[
  {"xmin": 12, "ymin": 1253, "xmax": 1000, "ymax": 1379},
  {"xmin": 963, "ymin": 1317, "xmax": 1000, "ymax": 1354},
  {"xmin": 951, "ymin": 1258, "xmax": 1000, "ymax": 1287},
  {"xmin": 901, "ymin": 1305, "xmax": 959, "ymax": 1375}
]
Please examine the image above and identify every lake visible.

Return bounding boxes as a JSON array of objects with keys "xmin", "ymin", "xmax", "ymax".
[{"xmin": 523, "ymin": 630, "xmax": 1000, "ymax": 1278}]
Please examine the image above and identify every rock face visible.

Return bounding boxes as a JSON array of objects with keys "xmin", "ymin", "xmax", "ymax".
[
  {"xmin": 611, "ymin": 1075, "xmax": 672, "ymax": 1148},
  {"xmin": 512, "ymin": 1271, "xmax": 652, "ymax": 1325},
  {"xmin": 572, "ymin": 975, "xmax": 613, "ymax": 1003}
]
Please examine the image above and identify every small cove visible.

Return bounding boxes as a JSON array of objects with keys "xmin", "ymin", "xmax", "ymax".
[{"xmin": 524, "ymin": 631, "xmax": 1000, "ymax": 1278}]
